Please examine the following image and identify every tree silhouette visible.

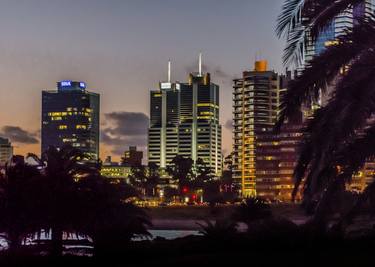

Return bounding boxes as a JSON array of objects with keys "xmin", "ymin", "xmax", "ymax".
[
  {"xmin": 145, "ymin": 162, "xmax": 160, "ymax": 197},
  {"xmin": 194, "ymin": 158, "xmax": 211, "ymax": 188},
  {"xmin": 277, "ymin": 0, "xmax": 375, "ymax": 222},
  {"xmin": 232, "ymin": 198, "xmax": 272, "ymax": 229},
  {"xmin": 75, "ymin": 175, "xmax": 151, "ymax": 257},
  {"xmin": 166, "ymin": 155, "xmax": 194, "ymax": 188},
  {"xmin": 197, "ymin": 219, "xmax": 238, "ymax": 242},
  {"xmin": 0, "ymin": 156, "xmax": 43, "ymax": 253},
  {"xmin": 30, "ymin": 145, "xmax": 98, "ymax": 257},
  {"xmin": 129, "ymin": 164, "xmax": 147, "ymax": 195},
  {"xmin": 276, "ymin": 0, "xmax": 364, "ymax": 65}
]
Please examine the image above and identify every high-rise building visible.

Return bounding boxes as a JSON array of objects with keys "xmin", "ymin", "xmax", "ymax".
[
  {"xmin": 148, "ymin": 61, "xmax": 180, "ymax": 170},
  {"xmin": 41, "ymin": 81, "xmax": 100, "ymax": 159},
  {"xmin": 122, "ymin": 146, "xmax": 143, "ymax": 167},
  {"xmin": 232, "ymin": 61, "xmax": 289, "ymax": 197},
  {"xmin": 0, "ymin": 137, "xmax": 13, "ymax": 166},
  {"xmin": 148, "ymin": 55, "xmax": 222, "ymax": 177},
  {"xmin": 255, "ymin": 112, "xmax": 303, "ymax": 201},
  {"xmin": 178, "ymin": 54, "xmax": 222, "ymax": 177},
  {"xmin": 305, "ymin": 0, "xmax": 375, "ymax": 65}
]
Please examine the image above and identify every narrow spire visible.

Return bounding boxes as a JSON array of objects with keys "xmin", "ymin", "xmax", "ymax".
[
  {"xmin": 168, "ymin": 60, "xmax": 171, "ymax": 83},
  {"xmin": 199, "ymin": 52, "xmax": 202, "ymax": 76}
]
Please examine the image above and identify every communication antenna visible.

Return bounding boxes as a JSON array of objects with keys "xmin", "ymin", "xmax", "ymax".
[
  {"xmin": 168, "ymin": 60, "xmax": 171, "ymax": 83},
  {"xmin": 199, "ymin": 52, "xmax": 202, "ymax": 76}
]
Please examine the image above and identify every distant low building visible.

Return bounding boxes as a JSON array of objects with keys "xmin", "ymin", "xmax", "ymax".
[
  {"xmin": 122, "ymin": 146, "xmax": 143, "ymax": 167},
  {"xmin": 100, "ymin": 155, "xmax": 131, "ymax": 182},
  {"xmin": 0, "ymin": 137, "xmax": 13, "ymax": 167},
  {"xmin": 101, "ymin": 164, "xmax": 132, "ymax": 183}
]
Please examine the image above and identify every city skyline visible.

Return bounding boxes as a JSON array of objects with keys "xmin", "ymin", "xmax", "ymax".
[{"xmin": 0, "ymin": 0, "xmax": 285, "ymax": 160}]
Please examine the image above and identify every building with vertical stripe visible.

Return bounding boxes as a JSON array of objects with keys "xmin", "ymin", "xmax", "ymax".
[
  {"xmin": 148, "ymin": 55, "xmax": 222, "ymax": 177},
  {"xmin": 148, "ymin": 62, "xmax": 180, "ymax": 171}
]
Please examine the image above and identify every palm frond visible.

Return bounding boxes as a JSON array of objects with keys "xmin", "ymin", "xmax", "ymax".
[
  {"xmin": 282, "ymin": 24, "xmax": 307, "ymax": 65},
  {"xmin": 277, "ymin": 0, "xmax": 368, "ymax": 66},
  {"xmin": 309, "ymin": 0, "xmax": 364, "ymax": 40},
  {"xmin": 291, "ymin": 49, "xmax": 375, "ymax": 201},
  {"xmin": 276, "ymin": 0, "xmax": 306, "ymax": 38},
  {"xmin": 277, "ymin": 20, "xmax": 375, "ymax": 128}
]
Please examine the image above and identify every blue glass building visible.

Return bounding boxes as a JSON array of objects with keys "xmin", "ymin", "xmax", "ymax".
[{"xmin": 41, "ymin": 81, "xmax": 100, "ymax": 159}]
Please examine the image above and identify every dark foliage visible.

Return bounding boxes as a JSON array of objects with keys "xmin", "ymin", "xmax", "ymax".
[{"xmin": 232, "ymin": 198, "xmax": 272, "ymax": 228}]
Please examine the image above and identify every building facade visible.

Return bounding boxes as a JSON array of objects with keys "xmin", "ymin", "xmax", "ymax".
[
  {"xmin": 148, "ymin": 56, "xmax": 222, "ymax": 177},
  {"xmin": 122, "ymin": 146, "xmax": 143, "ymax": 167},
  {"xmin": 232, "ymin": 61, "xmax": 293, "ymax": 198},
  {"xmin": 178, "ymin": 70, "xmax": 222, "ymax": 177},
  {"xmin": 0, "ymin": 137, "xmax": 13, "ymax": 166},
  {"xmin": 41, "ymin": 81, "xmax": 100, "ymax": 159},
  {"xmin": 101, "ymin": 165, "xmax": 132, "ymax": 184},
  {"xmin": 305, "ymin": 0, "xmax": 375, "ymax": 65},
  {"xmin": 255, "ymin": 113, "xmax": 303, "ymax": 201},
  {"xmin": 148, "ymin": 62, "xmax": 180, "ymax": 170}
]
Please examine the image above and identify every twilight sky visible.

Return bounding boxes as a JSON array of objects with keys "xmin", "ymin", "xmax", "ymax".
[{"xmin": 0, "ymin": 0, "xmax": 285, "ymax": 160}]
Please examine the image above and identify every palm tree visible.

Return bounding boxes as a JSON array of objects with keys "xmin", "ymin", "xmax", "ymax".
[
  {"xmin": 75, "ymin": 176, "xmax": 151, "ymax": 257},
  {"xmin": 31, "ymin": 145, "xmax": 98, "ymax": 257},
  {"xmin": 277, "ymin": 1, "xmax": 375, "ymax": 222},
  {"xmin": 232, "ymin": 198, "xmax": 272, "ymax": 229},
  {"xmin": 197, "ymin": 219, "xmax": 238, "ymax": 241},
  {"xmin": 276, "ymin": 0, "xmax": 365, "ymax": 65},
  {"xmin": 0, "ymin": 156, "xmax": 43, "ymax": 253}
]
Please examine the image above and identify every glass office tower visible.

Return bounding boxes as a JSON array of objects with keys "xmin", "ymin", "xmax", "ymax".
[
  {"xmin": 305, "ymin": 0, "xmax": 375, "ymax": 64},
  {"xmin": 41, "ymin": 81, "xmax": 100, "ymax": 159},
  {"xmin": 179, "ymin": 70, "xmax": 222, "ymax": 177},
  {"xmin": 148, "ymin": 62, "xmax": 180, "ymax": 170},
  {"xmin": 148, "ymin": 57, "xmax": 222, "ymax": 177}
]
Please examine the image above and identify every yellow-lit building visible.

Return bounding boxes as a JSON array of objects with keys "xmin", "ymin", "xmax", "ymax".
[
  {"xmin": 232, "ymin": 61, "xmax": 292, "ymax": 198},
  {"xmin": 100, "ymin": 165, "xmax": 132, "ymax": 183}
]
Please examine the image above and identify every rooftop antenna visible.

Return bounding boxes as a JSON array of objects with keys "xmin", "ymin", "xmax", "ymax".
[
  {"xmin": 168, "ymin": 60, "xmax": 171, "ymax": 83},
  {"xmin": 199, "ymin": 52, "xmax": 202, "ymax": 76}
]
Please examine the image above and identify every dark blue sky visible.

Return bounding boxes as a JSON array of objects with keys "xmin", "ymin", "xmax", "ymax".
[{"xmin": 0, "ymin": 0, "xmax": 285, "ymax": 157}]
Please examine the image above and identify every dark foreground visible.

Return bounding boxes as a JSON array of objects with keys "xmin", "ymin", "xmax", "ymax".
[{"xmin": 2, "ymin": 229, "xmax": 375, "ymax": 267}]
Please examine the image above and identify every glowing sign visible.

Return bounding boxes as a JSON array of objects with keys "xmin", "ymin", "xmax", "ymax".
[
  {"xmin": 160, "ymin": 82, "xmax": 171, "ymax": 89},
  {"xmin": 176, "ymin": 83, "xmax": 180, "ymax": 90},
  {"xmin": 60, "ymin": 81, "xmax": 72, "ymax": 87},
  {"xmin": 79, "ymin": 82, "xmax": 86, "ymax": 89}
]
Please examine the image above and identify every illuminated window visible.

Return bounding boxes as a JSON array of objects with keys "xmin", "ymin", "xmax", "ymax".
[
  {"xmin": 59, "ymin": 125, "xmax": 68, "ymax": 130},
  {"xmin": 76, "ymin": 125, "xmax": 87, "ymax": 130}
]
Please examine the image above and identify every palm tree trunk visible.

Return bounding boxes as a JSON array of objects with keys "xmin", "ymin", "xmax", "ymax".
[
  {"xmin": 51, "ymin": 226, "xmax": 63, "ymax": 257},
  {"xmin": 8, "ymin": 231, "xmax": 21, "ymax": 253}
]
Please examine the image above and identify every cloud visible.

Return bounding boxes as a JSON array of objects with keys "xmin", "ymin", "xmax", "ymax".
[
  {"xmin": 0, "ymin": 126, "xmax": 39, "ymax": 144},
  {"xmin": 224, "ymin": 119, "xmax": 233, "ymax": 130},
  {"xmin": 104, "ymin": 112, "xmax": 149, "ymax": 136},
  {"xmin": 101, "ymin": 111, "xmax": 149, "ymax": 155}
]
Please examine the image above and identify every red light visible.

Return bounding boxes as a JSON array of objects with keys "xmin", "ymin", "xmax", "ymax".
[
  {"xmin": 182, "ymin": 187, "xmax": 189, "ymax": 193},
  {"xmin": 192, "ymin": 194, "xmax": 197, "ymax": 200}
]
